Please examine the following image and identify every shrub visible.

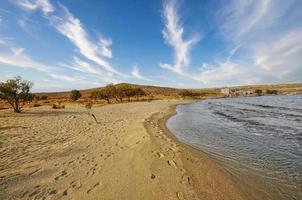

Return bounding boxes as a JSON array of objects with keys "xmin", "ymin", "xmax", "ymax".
[
  {"xmin": 35, "ymin": 95, "xmax": 41, "ymax": 101},
  {"xmin": 0, "ymin": 76, "xmax": 33, "ymax": 113},
  {"xmin": 179, "ymin": 90, "xmax": 200, "ymax": 98},
  {"xmin": 70, "ymin": 90, "xmax": 82, "ymax": 101},
  {"xmin": 52, "ymin": 104, "xmax": 65, "ymax": 109},
  {"xmin": 91, "ymin": 84, "xmax": 147, "ymax": 103},
  {"xmin": 40, "ymin": 95, "xmax": 48, "ymax": 100},
  {"xmin": 255, "ymin": 89, "xmax": 263, "ymax": 95},
  {"xmin": 267, "ymin": 89, "xmax": 278, "ymax": 95},
  {"xmin": 85, "ymin": 101, "xmax": 93, "ymax": 109}
]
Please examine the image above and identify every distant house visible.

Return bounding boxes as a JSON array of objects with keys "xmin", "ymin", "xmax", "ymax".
[
  {"xmin": 243, "ymin": 90, "xmax": 254, "ymax": 96},
  {"xmin": 221, "ymin": 88, "xmax": 230, "ymax": 95}
]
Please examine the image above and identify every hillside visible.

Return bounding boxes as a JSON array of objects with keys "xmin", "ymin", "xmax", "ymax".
[{"xmin": 1, "ymin": 82, "xmax": 302, "ymax": 110}]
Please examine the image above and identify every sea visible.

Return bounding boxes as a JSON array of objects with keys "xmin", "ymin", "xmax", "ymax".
[{"xmin": 167, "ymin": 95, "xmax": 302, "ymax": 199}]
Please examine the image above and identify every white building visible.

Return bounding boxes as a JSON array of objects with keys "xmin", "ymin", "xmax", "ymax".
[{"xmin": 221, "ymin": 88, "xmax": 230, "ymax": 95}]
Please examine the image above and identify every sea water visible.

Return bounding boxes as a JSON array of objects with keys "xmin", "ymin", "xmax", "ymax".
[{"xmin": 167, "ymin": 95, "xmax": 302, "ymax": 199}]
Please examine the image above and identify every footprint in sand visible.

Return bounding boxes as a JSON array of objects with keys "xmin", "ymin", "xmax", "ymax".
[
  {"xmin": 87, "ymin": 182, "xmax": 101, "ymax": 194},
  {"xmin": 176, "ymin": 191, "xmax": 185, "ymax": 200},
  {"xmin": 29, "ymin": 167, "xmax": 42, "ymax": 176},
  {"xmin": 70, "ymin": 180, "xmax": 82, "ymax": 190},
  {"xmin": 167, "ymin": 160, "xmax": 177, "ymax": 169},
  {"xmin": 54, "ymin": 170, "xmax": 71, "ymax": 181},
  {"xmin": 156, "ymin": 152, "xmax": 165, "ymax": 158}
]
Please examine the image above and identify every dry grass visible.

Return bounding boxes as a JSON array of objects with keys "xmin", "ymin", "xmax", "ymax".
[{"xmin": 1, "ymin": 82, "xmax": 301, "ymax": 110}]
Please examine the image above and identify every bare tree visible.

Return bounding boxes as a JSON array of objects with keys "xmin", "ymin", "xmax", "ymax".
[{"xmin": 0, "ymin": 76, "xmax": 34, "ymax": 113}]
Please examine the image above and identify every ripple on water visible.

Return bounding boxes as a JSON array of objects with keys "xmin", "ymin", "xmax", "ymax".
[{"xmin": 167, "ymin": 95, "xmax": 302, "ymax": 199}]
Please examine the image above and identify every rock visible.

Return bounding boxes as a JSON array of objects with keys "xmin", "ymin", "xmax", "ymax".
[{"xmin": 151, "ymin": 174, "xmax": 156, "ymax": 179}]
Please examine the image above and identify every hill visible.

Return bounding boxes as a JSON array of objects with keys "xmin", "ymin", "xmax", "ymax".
[{"xmin": 1, "ymin": 82, "xmax": 302, "ymax": 110}]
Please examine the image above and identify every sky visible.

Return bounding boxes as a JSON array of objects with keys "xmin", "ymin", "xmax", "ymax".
[{"xmin": 0, "ymin": 0, "xmax": 301, "ymax": 92}]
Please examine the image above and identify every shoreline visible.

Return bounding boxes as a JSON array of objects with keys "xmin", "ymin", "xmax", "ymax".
[
  {"xmin": 144, "ymin": 102, "xmax": 248, "ymax": 200},
  {"xmin": 1, "ymin": 99, "xmax": 300, "ymax": 199},
  {"xmin": 159, "ymin": 100, "xmax": 302, "ymax": 200}
]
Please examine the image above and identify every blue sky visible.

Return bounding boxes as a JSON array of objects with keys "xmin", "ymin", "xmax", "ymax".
[{"xmin": 0, "ymin": 0, "xmax": 301, "ymax": 92}]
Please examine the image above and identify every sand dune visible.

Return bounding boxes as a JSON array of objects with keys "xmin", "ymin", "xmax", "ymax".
[{"xmin": 0, "ymin": 100, "xmax": 246, "ymax": 200}]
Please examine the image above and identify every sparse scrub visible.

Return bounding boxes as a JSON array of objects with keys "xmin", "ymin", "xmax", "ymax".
[
  {"xmin": 255, "ymin": 89, "xmax": 263, "ymax": 95},
  {"xmin": 70, "ymin": 90, "xmax": 82, "ymax": 101},
  {"xmin": 52, "ymin": 103, "xmax": 65, "ymax": 109},
  {"xmin": 266, "ymin": 90, "xmax": 278, "ymax": 95},
  {"xmin": 179, "ymin": 90, "xmax": 200, "ymax": 98},
  {"xmin": 40, "ymin": 95, "xmax": 48, "ymax": 100},
  {"xmin": 0, "ymin": 76, "xmax": 34, "ymax": 113},
  {"xmin": 85, "ymin": 101, "xmax": 93, "ymax": 109}
]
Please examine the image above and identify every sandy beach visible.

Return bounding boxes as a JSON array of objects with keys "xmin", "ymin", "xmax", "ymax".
[{"xmin": 0, "ymin": 100, "xmax": 247, "ymax": 200}]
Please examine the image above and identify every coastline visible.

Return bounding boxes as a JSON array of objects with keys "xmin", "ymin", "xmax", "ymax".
[
  {"xmin": 160, "ymin": 100, "xmax": 302, "ymax": 200},
  {"xmin": 144, "ymin": 102, "xmax": 247, "ymax": 200},
  {"xmin": 2, "ymin": 99, "xmax": 299, "ymax": 199}
]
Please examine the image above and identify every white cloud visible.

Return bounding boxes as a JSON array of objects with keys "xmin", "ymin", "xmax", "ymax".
[
  {"xmin": 15, "ymin": 0, "xmax": 54, "ymax": 14},
  {"xmin": 219, "ymin": 0, "xmax": 272, "ymax": 41},
  {"xmin": 48, "ymin": 73, "xmax": 85, "ymax": 82},
  {"xmin": 194, "ymin": 61, "xmax": 242, "ymax": 85},
  {"xmin": 0, "ymin": 47, "xmax": 53, "ymax": 72},
  {"xmin": 48, "ymin": 5, "xmax": 121, "ymax": 76},
  {"xmin": 0, "ymin": 38, "xmax": 7, "ymax": 45},
  {"xmin": 131, "ymin": 66, "xmax": 150, "ymax": 81},
  {"xmin": 62, "ymin": 57, "xmax": 102, "ymax": 75},
  {"xmin": 160, "ymin": 0, "xmax": 200, "ymax": 75},
  {"xmin": 253, "ymin": 28, "xmax": 302, "ymax": 79},
  {"xmin": 14, "ymin": 0, "xmax": 124, "ymax": 78},
  {"xmin": 215, "ymin": 0, "xmax": 302, "ymax": 84},
  {"xmin": 59, "ymin": 57, "xmax": 119, "ymax": 83},
  {"xmin": 0, "ymin": 47, "xmax": 87, "ymax": 83},
  {"xmin": 98, "ymin": 37, "xmax": 112, "ymax": 58}
]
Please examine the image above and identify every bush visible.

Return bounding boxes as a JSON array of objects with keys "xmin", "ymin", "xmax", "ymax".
[
  {"xmin": 179, "ymin": 90, "xmax": 200, "ymax": 98},
  {"xmin": 91, "ymin": 84, "xmax": 147, "ymax": 103},
  {"xmin": 267, "ymin": 89, "xmax": 278, "ymax": 95},
  {"xmin": 85, "ymin": 101, "xmax": 93, "ymax": 109},
  {"xmin": 70, "ymin": 90, "xmax": 81, "ymax": 101},
  {"xmin": 0, "ymin": 76, "xmax": 33, "ymax": 113},
  {"xmin": 40, "ymin": 95, "xmax": 48, "ymax": 100},
  {"xmin": 255, "ymin": 89, "xmax": 263, "ymax": 95},
  {"xmin": 91, "ymin": 85, "xmax": 114, "ymax": 104},
  {"xmin": 52, "ymin": 104, "xmax": 65, "ymax": 109}
]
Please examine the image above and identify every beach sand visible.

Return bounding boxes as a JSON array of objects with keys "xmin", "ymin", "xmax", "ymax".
[{"xmin": 0, "ymin": 100, "xmax": 246, "ymax": 200}]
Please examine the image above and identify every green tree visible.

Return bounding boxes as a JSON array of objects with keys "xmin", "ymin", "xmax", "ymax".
[
  {"xmin": 70, "ymin": 90, "xmax": 82, "ymax": 101},
  {"xmin": 133, "ymin": 87, "xmax": 145, "ymax": 100},
  {"xmin": 115, "ymin": 84, "xmax": 133, "ymax": 102},
  {"xmin": 0, "ymin": 76, "xmax": 34, "ymax": 113},
  {"xmin": 91, "ymin": 84, "xmax": 115, "ymax": 104}
]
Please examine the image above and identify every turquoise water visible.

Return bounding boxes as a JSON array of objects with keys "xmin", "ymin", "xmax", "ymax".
[{"xmin": 167, "ymin": 95, "xmax": 302, "ymax": 199}]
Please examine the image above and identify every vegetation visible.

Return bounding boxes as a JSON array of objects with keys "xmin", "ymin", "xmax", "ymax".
[
  {"xmin": 35, "ymin": 95, "xmax": 48, "ymax": 101},
  {"xmin": 0, "ymin": 76, "xmax": 34, "ymax": 113},
  {"xmin": 255, "ymin": 89, "xmax": 263, "ymax": 95},
  {"xmin": 266, "ymin": 89, "xmax": 278, "ymax": 95},
  {"xmin": 91, "ymin": 83, "xmax": 146, "ymax": 103},
  {"xmin": 91, "ymin": 84, "xmax": 115, "ymax": 103},
  {"xmin": 179, "ymin": 90, "xmax": 200, "ymax": 98},
  {"xmin": 52, "ymin": 103, "xmax": 65, "ymax": 109},
  {"xmin": 70, "ymin": 90, "xmax": 82, "ymax": 101}
]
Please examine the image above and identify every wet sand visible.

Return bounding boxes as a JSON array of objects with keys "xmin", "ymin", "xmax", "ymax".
[{"xmin": 1, "ymin": 100, "xmax": 248, "ymax": 200}]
